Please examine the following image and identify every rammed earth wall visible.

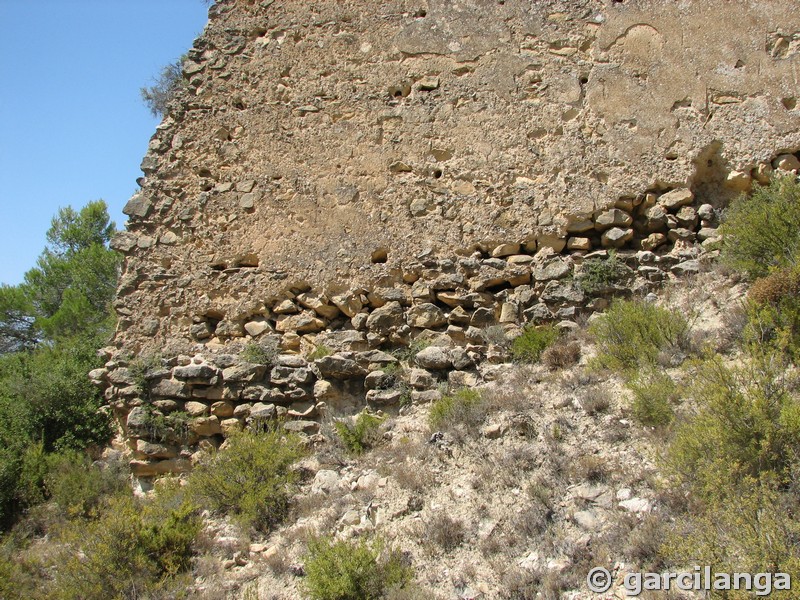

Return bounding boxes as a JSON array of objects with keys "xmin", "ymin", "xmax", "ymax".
[{"xmin": 100, "ymin": 0, "xmax": 800, "ymax": 476}]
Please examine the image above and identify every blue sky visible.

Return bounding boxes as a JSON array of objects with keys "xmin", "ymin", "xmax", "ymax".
[{"xmin": 0, "ymin": 0, "xmax": 209, "ymax": 285}]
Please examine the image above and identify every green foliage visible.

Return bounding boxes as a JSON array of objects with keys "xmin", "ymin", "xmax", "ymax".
[
  {"xmin": 0, "ymin": 200, "xmax": 118, "ymax": 350},
  {"xmin": 721, "ymin": 176, "xmax": 800, "ymax": 278},
  {"xmin": 625, "ymin": 368, "xmax": 677, "ymax": 427},
  {"xmin": 303, "ymin": 536, "xmax": 414, "ymax": 600},
  {"xmin": 139, "ymin": 408, "xmax": 190, "ymax": 445},
  {"xmin": 510, "ymin": 324, "xmax": 559, "ymax": 363},
  {"xmin": 240, "ymin": 339, "xmax": 279, "ymax": 365},
  {"xmin": 129, "ymin": 352, "xmax": 163, "ymax": 400},
  {"xmin": 44, "ymin": 450, "xmax": 127, "ymax": 519},
  {"xmin": 187, "ymin": 428, "xmax": 305, "ymax": 532},
  {"xmin": 589, "ymin": 299, "xmax": 690, "ymax": 371},
  {"xmin": 141, "ymin": 58, "xmax": 185, "ymax": 118},
  {"xmin": 22, "ymin": 200, "xmax": 120, "ymax": 342},
  {"xmin": 334, "ymin": 410, "xmax": 386, "ymax": 455},
  {"xmin": 578, "ymin": 251, "xmax": 632, "ymax": 295},
  {"xmin": 0, "ymin": 285, "xmax": 36, "ymax": 353},
  {"xmin": 661, "ymin": 480, "xmax": 800, "ymax": 600},
  {"xmin": 744, "ymin": 268, "xmax": 800, "ymax": 360},
  {"xmin": 0, "ymin": 335, "xmax": 111, "ymax": 529},
  {"xmin": 666, "ymin": 354, "xmax": 800, "ymax": 502},
  {"xmin": 53, "ymin": 490, "xmax": 200, "ymax": 600},
  {"xmin": 428, "ymin": 388, "xmax": 485, "ymax": 431},
  {"xmin": 309, "ymin": 344, "xmax": 334, "ymax": 360}
]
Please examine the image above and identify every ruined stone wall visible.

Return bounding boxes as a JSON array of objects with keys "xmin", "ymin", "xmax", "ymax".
[
  {"xmin": 99, "ymin": 0, "xmax": 800, "ymax": 474},
  {"xmin": 111, "ymin": 0, "xmax": 800, "ymax": 355}
]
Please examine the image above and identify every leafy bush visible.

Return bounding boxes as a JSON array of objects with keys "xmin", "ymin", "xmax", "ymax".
[
  {"xmin": 53, "ymin": 490, "xmax": 200, "ymax": 600},
  {"xmin": 589, "ymin": 299, "xmax": 690, "ymax": 371},
  {"xmin": 334, "ymin": 410, "xmax": 385, "ymax": 455},
  {"xmin": 240, "ymin": 338, "xmax": 279, "ymax": 365},
  {"xmin": 662, "ymin": 480, "xmax": 800, "ymax": 600},
  {"xmin": 303, "ymin": 536, "xmax": 413, "ymax": 600},
  {"xmin": 44, "ymin": 450, "xmax": 127, "ymax": 519},
  {"xmin": 625, "ymin": 368, "xmax": 677, "ymax": 427},
  {"xmin": 428, "ymin": 388, "xmax": 485, "ymax": 431},
  {"xmin": 510, "ymin": 324, "xmax": 559, "ymax": 363},
  {"xmin": 666, "ymin": 354, "xmax": 800, "ymax": 501},
  {"xmin": 140, "ymin": 58, "xmax": 185, "ymax": 118},
  {"xmin": 187, "ymin": 428, "xmax": 305, "ymax": 532},
  {"xmin": 139, "ymin": 408, "xmax": 190, "ymax": 444},
  {"xmin": 744, "ymin": 267, "xmax": 800, "ymax": 359},
  {"xmin": 578, "ymin": 250, "xmax": 632, "ymax": 295},
  {"xmin": 721, "ymin": 176, "xmax": 800, "ymax": 278}
]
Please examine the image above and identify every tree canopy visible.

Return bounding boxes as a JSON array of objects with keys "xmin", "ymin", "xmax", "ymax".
[
  {"xmin": 0, "ymin": 200, "xmax": 120, "ymax": 528},
  {"xmin": 0, "ymin": 200, "xmax": 120, "ymax": 350}
]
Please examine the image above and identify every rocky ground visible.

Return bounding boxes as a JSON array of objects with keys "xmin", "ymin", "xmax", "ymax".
[{"xmin": 178, "ymin": 267, "xmax": 745, "ymax": 600}]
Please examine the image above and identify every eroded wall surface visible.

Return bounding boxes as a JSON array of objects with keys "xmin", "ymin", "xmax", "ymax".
[{"xmin": 112, "ymin": 0, "xmax": 800, "ymax": 354}]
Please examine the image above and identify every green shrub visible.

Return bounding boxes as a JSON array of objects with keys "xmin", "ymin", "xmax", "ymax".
[
  {"xmin": 240, "ymin": 338, "xmax": 280, "ymax": 365},
  {"xmin": 510, "ymin": 324, "xmax": 559, "ymax": 363},
  {"xmin": 744, "ymin": 267, "xmax": 800, "ymax": 359},
  {"xmin": 626, "ymin": 368, "xmax": 677, "ymax": 427},
  {"xmin": 661, "ymin": 480, "xmax": 800, "ymax": 600},
  {"xmin": 334, "ymin": 410, "xmax": 385, "ymax": 455},
  {"xmin": 139, "ymin": 407, "xmax": 190, "ymax": 444},
  {"xmin": 52, "ymin": 490, "xmax": 199, "ymax": 600},
  {"xmin": 589, "ymin": 299, "xmax": 690, "ymax": 371},
  {"xmin": 187, "ymin": 428, "xmax": 305, "ymax": 532},
  {"xmin": 45, "ymin": 450, "xmax": 127, "ymax": 519},
  {"xmin": 578, "ymin": 251, "xmax": 632, "ymax": 295},
  {"xmin": 721, "ymin": 176, "xmax": 800, "ymax": 278},
  {"xmin": 666, "ymin": 354, "xmax": 800, "ymax": 501},
  {"xmin": 303, "ymin": 536, "xmax": 413, "ymax": 600},
  {"xmin": 309, "ymin": 345, "xmax": 334, "ymax": 360},
  {"xmin": 428, "ymin": 388, "xmax": 485, "ymax": 431},
  {"xmin": 128, "ymin": 352, "xmax": 162, "ymax": 399}
]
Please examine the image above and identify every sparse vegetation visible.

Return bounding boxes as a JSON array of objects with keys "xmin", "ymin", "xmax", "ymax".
[
  {"xmin": 542, "ymin": 340, "xmax": 581, "ymax": 370},
  {"xmin": 393, "ymin": 338, "xmax": 431, "ymax": 363},
  {"xmin": 240, "ymin": 338, "xmax": 279, "ymax": 365},
  {"xmin": 308, "ymin": 344, "xmax": 334, "ymax": 360},
  {"xmin": 510, "ymin": 324, "xmax": 559, "ymax": 363},
  {"xmin": 482, "ymin": 324, "xmax": 510, "ymax": 347},
  {"xmin": 625, "ymin": 367, "xmax": 676, "ymax": 427},
  {"xmin": 187, "ymin": 428, "xmax": 306, "ymax": 532},
  {"xmin": 424, "ymin": 513, "xmax": 465, "ymax": 552},
  {"xmin": 303, "ymin": 536, "xmax": 414, "ymax": 600},
  {"xmin": 428, "ymin": 387, "xmax": 485, "ymax": 431},
  {"xmin": 334, "ymin": 409, "xmax": 385, "ymax": 455},
  {"xmin": 580, "ymin": 387, "xmax": 611, "ymax": 416},
  {"xmin": 139, "ymin": 407, "xmax": 190, "ymax": 444},
  {"xmin": 129, "ymin": 352, "xmax": 162, "ymax": 399},
  {"xmin": 578, "ymin": 250, "xmax": 632, "ymax": 295},
  {"xmin": 589, "ymin": 299, "xmax": 690, "ymax": 371},
  {"xmin": 140, "ymin": 58, "xmax": 185, "ymax": 118}
]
